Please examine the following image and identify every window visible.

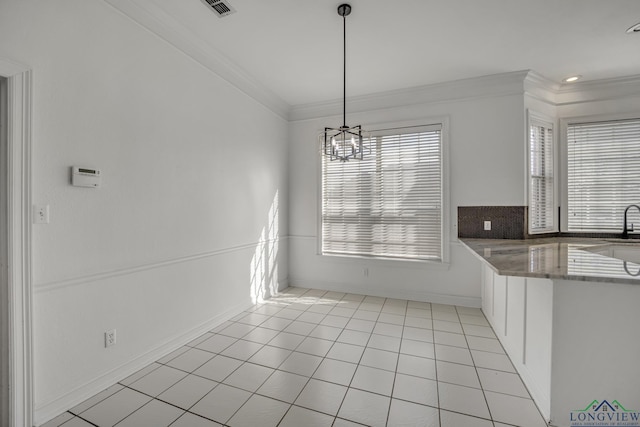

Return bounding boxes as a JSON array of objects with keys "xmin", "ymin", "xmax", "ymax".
[
  {"xmin": 567, "ymin": 118, "xmax": 640, "ymax": 232},
  {"xmin": 321, "ymin": 124, "xmax": 443, "ymax": 261},
  {"xmin": 528, "ymin": 114, "xmax": 555, "ymax": 233}
]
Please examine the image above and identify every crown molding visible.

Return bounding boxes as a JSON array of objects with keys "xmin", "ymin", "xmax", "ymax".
[
  {"xmin": 102, "ymin": 0, "xmax": 290, "ymax": 120},
  {"xmin": 523, "ymin": 70, "xmax": 558, "ymax": 105},
  {"xmin": 555, "ymin": 74, "xmax": 640, "ymax": 105},
  {"xmin": 93, "ymin": 1, "xmax": 640, "ymax": 121},
  {"xmin": 289, "ymin": 70, "xmax": 532, "ymax": 122},
  {"xmin": 290, "ymin": 70, "xmax": 640, "ymax": 121}
]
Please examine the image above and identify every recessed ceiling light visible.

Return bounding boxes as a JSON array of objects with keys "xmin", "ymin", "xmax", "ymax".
[
  {"xmin": 627, "ymin": 22, "xmax": 640, "ymax": 33},
  {"xmin": 562, "ymin": 75, "xmax": 582, "ymax": 83}
]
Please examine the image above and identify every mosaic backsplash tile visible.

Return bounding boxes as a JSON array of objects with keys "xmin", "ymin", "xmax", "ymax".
[{"xmin": 458, "ymin": 206, "xmax": 526, "ymax": 239}]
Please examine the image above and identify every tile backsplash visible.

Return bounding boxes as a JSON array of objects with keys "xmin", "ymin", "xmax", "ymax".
[{"xmin": 458, "ymin": 206, "xmax": 526, "ymax": 239}]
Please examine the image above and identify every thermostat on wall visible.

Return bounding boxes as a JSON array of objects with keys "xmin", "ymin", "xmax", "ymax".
[{"xmin": 72, "ymin": 166, "xmax": 101, "ymax": 188}]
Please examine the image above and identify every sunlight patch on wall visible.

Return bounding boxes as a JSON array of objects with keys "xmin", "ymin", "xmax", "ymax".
[{"xmin": 250, "ymin": 190, "xmax": 279, "ymax": 304}]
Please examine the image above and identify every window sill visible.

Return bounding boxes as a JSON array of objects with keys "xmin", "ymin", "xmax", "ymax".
[{"xmin": 316, "ymin": 252, "xmax": 451, "ymax": 271}]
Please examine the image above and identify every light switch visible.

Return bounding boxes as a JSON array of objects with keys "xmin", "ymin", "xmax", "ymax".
[
  {"xmin": 484, "ymin": 220, "xmax": 491, "ymax": 231},
  {"xmin": 34, "ymin": 205, "xmax": 50, "ymax": 224}
]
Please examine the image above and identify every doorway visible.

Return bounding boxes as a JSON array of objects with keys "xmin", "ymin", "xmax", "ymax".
[
  {"xmin": 0, "ymin": 60, "xmax": 33, "ymax": 427},
  {"xmin": 0, "ymin": 76, "xmax": 8, "ymax": 427}
]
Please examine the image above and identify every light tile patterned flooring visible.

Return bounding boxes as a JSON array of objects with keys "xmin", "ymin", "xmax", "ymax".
[{"xmin": 42, "ymin": 287, "xmax": 548, "ymax": 427}]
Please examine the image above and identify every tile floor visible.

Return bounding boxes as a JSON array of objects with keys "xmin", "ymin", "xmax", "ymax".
[{"xmin": 42, "ymin": 287, "xmax": 548, "ymax": 427}]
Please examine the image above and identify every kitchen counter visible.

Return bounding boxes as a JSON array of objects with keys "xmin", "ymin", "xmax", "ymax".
[
  {"xmin": 459, "ymin": 237, "xmax": 640, "ymax": 285},
  {"xmin": 460, "ymin": 237, "xmax": 640, "ymax": 426}
]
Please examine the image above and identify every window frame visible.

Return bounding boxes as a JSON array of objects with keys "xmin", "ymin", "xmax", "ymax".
[
  {"xmin": 527, "ymin": 110, "xmax": 557, "ymax": 234},
  {"xmin": 560, "ymin": 112, "xmax": 640, "ymax": 232},
  {"xmin": 316, "ymin": 117, "xmax": 450, "ymax": 265}
]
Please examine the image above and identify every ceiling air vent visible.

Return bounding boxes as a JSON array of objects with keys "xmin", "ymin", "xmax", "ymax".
[{"xmin": 201, "ymin": 0, "xmax": 236, "ymax": 18}]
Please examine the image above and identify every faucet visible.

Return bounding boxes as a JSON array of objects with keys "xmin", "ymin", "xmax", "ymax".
[{"xmin": 622, "ymin": 204, "xmax": 640, "ymax": 238}]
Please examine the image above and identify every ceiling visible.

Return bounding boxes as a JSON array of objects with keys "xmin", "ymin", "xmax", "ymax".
[{"xmin": 118, "ymin": 0, "xmax": 640, "ymax": 107}]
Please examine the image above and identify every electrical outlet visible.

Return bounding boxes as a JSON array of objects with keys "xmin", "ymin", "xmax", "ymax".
[
  {"xmin": 484, "ymin": 220, "xmax": 492, "ymax": 231},
  {"xmin": 105, "ymin": 329, "xmax": 116, "ymax": 348}
]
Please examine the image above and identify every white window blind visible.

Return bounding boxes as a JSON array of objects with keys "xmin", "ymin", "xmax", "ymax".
[
  {"xmin": 529, "ymin": 118, "xmax": 554, "ymax": 233},
  {"xmin": 567, "ymin": 118, "xmax": 640, "ymax": 232},
  {"xmin": 321, "ymin": 124, "xmax": 442, "ymax": 261}
]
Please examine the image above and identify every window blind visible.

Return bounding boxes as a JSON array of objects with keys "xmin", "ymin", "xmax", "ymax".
[
  {"xmin": 529, "ymin": 120, "xmax": 554, "ymax": 233},
  {"xmin": 321, "ymin": 124, "xmax": 443, "ymax": 261},
  {"xmin": 567, "ymin": 118, "xmax": 640, "ymax": 231}
]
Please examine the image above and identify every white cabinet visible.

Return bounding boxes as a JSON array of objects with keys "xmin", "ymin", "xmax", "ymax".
[
  {"xmin": 481, "ymin": 264, "xmax": 553, "ymax": 420},
  {"xmin": 481, "ymin": 264, "xmax": 640, "ymax": 427}
]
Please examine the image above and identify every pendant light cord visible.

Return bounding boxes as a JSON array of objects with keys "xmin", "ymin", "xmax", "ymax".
[{"xmin": 342, "ymin": 12, "xmax": 347, "ymax": 128}]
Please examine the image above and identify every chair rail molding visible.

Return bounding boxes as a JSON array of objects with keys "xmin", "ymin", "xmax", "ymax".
[{"xmin": 0, "ymin": 57, "xmax": 34, "ymax": 427}]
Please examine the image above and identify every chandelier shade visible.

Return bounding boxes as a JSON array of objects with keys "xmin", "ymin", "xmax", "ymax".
[{"xmin": 319, "ymin": 4, "xmax": 370, "ymax": 162}]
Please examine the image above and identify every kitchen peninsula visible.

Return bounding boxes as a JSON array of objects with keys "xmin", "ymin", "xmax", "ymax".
[{"xmin": 461, "ymin": 238, "xmax": 640, "ymax": 427}]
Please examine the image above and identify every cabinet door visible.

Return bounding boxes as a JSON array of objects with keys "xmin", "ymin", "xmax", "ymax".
[
  {"xmin": 492, "ymin": 273, "xmax": 507, "ymax": 337},
  {"xmin": 504, "ymin": 276, "xmax": 525, "ymax": 364},
  {"xmin": 481, "ymin": 264, "xmax": 494, "ymax": 321}
]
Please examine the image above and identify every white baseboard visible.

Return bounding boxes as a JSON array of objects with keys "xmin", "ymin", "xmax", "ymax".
[
  {"xmin": 277, "ymin": 277, "xmax": 289, "ymax": 292},
  {"xmin": 288, "ymin": 278, "xmax": 481, "ymax": 308},
  {"xmin": 34, "ymin": 300, "xmax": 252, "ymax": 426}
]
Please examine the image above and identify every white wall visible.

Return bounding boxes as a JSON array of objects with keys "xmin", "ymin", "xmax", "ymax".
[
  {"xmin": 288, "ymin": 85, "xmax": 526, "ymax": 306},
  {"xmin": 0, "ymin": 0, "xmax": 289, "ymax": 423}
]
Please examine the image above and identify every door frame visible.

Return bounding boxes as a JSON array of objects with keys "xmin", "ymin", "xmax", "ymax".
[{"xmin": 0, "ymin": 58, "xmax": 34, "ymax": 427}]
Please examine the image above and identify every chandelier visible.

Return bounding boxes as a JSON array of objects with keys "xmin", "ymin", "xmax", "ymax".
[{"xmin": 320, "ymin": 3, "xmax": 371, "ymax": 162}]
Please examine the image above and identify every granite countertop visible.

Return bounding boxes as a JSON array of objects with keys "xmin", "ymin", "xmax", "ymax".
[{"xmin": 459, "ymin": 237, "xmax": 640, "ymax": 285}]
